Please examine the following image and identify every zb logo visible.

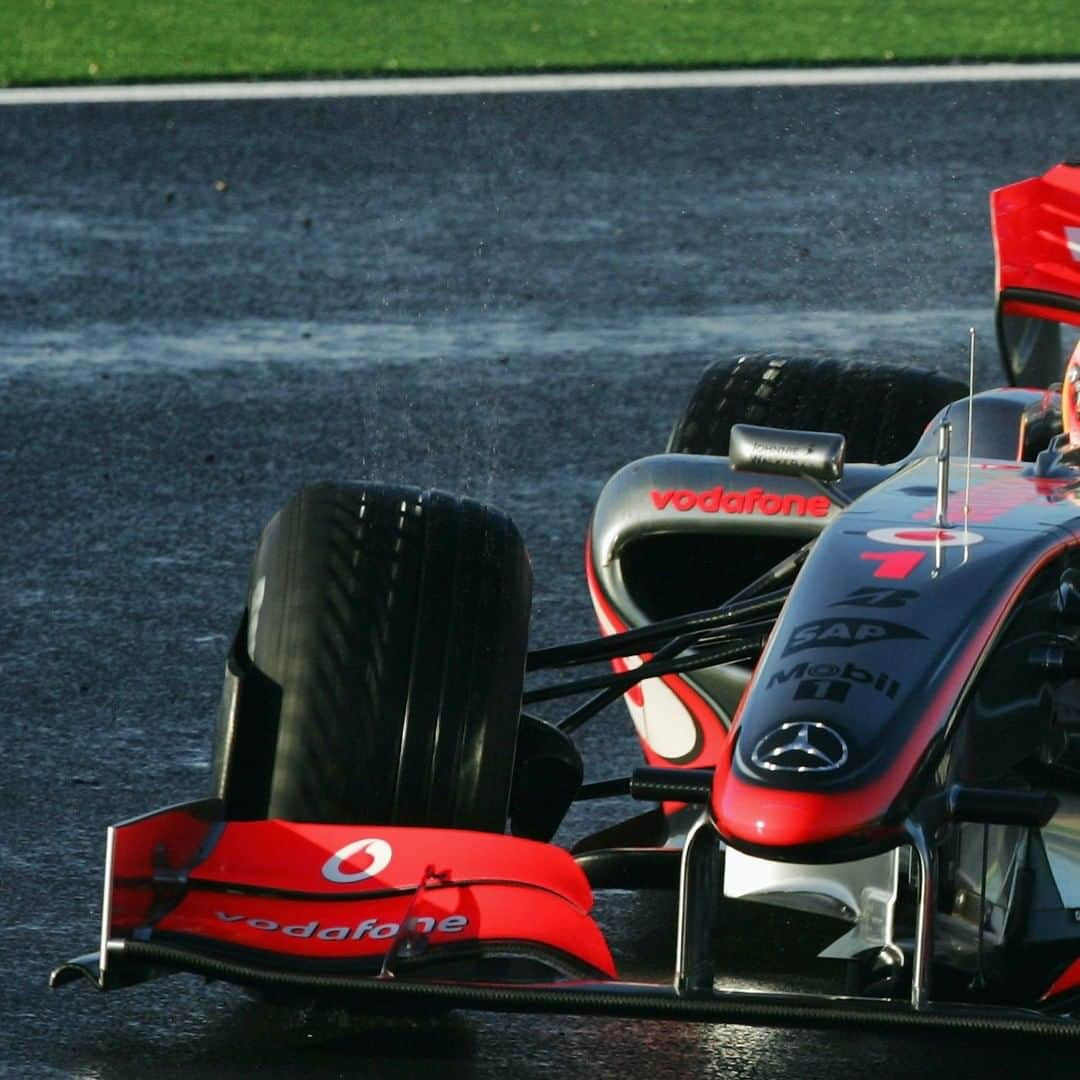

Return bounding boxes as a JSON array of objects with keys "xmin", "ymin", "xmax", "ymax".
[{"xmin": 832, "ymin": 587, "xmax": 919, "ymax": 609}]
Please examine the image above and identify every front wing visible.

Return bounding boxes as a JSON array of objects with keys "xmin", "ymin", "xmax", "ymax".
[{"xmin": 50, "ymin": 799, "xmax": 1080, "ymax": 1038}]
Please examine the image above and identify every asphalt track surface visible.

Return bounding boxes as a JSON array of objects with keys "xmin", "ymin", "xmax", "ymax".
[{"xmin": 3, "ymin": 77, "xmax": 1080, "ymax": 1076}]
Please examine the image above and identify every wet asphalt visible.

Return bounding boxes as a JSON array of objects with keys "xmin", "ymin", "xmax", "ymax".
[{"xmin": 3, "ymin": 78, "xmax": 1080, "ymax": 1076}]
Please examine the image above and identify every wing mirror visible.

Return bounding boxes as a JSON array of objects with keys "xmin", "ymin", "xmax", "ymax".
[{"xmin": 729, "ymin": 424, "xmax": 845, "ymax": 482}]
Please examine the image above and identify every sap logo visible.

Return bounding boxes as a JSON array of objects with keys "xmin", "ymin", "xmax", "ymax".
[
  {"xmin": 831, "ymin": 587, "xmax": 919, "ymax": 609},
  {"xmin": 650, "ymin": 487, "xmax": 831, "ymax": 518},
  {"xmin": 214, "ymin": 912, "xmax": 470, "ymax": 941},
  {"xmin": 322, "ymin": 838, "xmax": 393, "ymax": 884},
  {"xmin": 767, "ymin": 660, "xmax": 901, "ymax": 702},
  {"xmin": 782, "ymin": 618, "xmax": 925, "ymax": 656}
]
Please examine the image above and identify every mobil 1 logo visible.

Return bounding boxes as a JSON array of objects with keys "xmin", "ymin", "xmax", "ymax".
[
  {"xmin": 767, "ymin": 660, "xmax": 901, "ymax": 705},
  {"xmin": 782, "ymin": 617, "xmax": 925, "ymax": 656}
]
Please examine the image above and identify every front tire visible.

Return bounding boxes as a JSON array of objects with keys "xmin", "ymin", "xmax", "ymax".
[{"xmin": 213, "ymin": 482, "xmax": 532, "ymax": 831}]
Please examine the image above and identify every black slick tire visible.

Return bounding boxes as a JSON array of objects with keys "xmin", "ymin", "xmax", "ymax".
[
  {"xmin": 214, "ymin": 481, "xmax": 532, "ymax": 831},
  {"xmin": 667, "ymin": 354, "xmax": 967, "ymax": 463}
]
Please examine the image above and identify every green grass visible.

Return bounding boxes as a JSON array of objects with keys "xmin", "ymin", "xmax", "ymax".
[{"xmin": 3, "ymin": 0, "xmax": 1079, "ymax": 87}]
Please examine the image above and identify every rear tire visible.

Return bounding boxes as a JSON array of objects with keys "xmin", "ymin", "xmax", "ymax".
[
  {"xmin": 667, "ymin": 354, "xmax": 967, "ymax": 463},
  {"xmin": 214, "ymin": 482, "xmax": 532, "ymax": 831}
]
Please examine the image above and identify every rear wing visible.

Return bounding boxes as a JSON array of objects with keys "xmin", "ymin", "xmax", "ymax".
[{"xmin": 992, "ymin": 162, "xmax": 1080, "ymax": 386}]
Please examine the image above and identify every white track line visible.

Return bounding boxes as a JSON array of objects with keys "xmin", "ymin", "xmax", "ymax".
[{"xmin": 2, "ymin": 62, "xmax": 1080, "ymax": 106}]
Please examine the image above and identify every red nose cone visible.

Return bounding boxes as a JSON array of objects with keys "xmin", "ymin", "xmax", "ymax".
[
  {"xmin": 711, "ymin": 758, "xmax": 851, "ymax": 847},
  {"xmin": 710, "ymin": 739, "xmax": 900, "ymax": 850}
]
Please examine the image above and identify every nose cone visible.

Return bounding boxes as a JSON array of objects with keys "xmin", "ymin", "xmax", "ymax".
[{"xmin": 710, "ymin": 747, "xmax": 885, "ymax": 849}]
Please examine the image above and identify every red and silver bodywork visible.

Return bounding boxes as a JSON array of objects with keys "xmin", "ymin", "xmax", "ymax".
[{"xmin": 586, "ymin": 390, "xmax": 1080, "ymax": 1006}]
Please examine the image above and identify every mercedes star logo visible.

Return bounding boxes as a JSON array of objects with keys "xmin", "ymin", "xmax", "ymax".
[{"xmin": 750, "ymin": 721, "xmax": 849, "ymax": 773}]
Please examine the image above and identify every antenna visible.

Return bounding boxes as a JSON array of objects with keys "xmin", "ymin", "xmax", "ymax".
[
  {"xmin": 964, "ymin": 327, "xmax": 976, "ymax": 535},
  {"xmin": 935, "ymin": 419, "xmax": 951, "ymax": 528},
  {"xmin": 933, "ymin": 418, "xmax": 951, "ymax": 578}
]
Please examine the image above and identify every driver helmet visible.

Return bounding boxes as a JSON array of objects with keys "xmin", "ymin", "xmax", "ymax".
[{"xmin": 1063, "ymin": 339, "xmax": 1080, "ymax": 448}]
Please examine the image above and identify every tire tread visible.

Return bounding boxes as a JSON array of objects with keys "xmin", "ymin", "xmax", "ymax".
[
  {"xmin": 667, "ymin": 354, "xmax": 967, "ymax": 463},
  {"xmin": 222, "ymin": 481, "xmax": 531, "ymax": 831}
]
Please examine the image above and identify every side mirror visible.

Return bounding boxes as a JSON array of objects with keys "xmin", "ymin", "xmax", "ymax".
[{"xmin": 729, "ymin": 424, "xmax": 845, "ymax": 482}]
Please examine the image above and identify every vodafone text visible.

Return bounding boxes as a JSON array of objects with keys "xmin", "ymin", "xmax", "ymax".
[
  {"xmin": 651, "ymin": 487, "xmax": 831, "ymax": 518},
  {"xmin": 215, "ymin": 911, "xmax": 470, "ymax": 941}
]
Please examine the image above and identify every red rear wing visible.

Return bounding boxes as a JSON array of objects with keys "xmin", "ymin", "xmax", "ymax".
[{"xmin": 992, "ymin": 162, "xmax": 1080, "ymax": 385}]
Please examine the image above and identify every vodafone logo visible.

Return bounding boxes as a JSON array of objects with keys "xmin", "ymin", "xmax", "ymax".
[
  {"xmin": 215, "ymin": 910, "xmax": 469, "ymax": 940},
  {"xmin": 321, "ymin": 838, "xmax": 393, "ymax": 884},
  {"xmin": 866, "ymin": 527, "xmax": 983, "ymax": 548},
  {"xmin": 651, "ymin": 486, "xmax": 831, "ymax": 518}
]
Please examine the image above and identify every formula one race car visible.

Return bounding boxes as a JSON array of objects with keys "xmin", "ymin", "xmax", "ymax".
[{"xmin": 53, "ymin": 162, "xmax": 1080, "ymax": 1036}]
